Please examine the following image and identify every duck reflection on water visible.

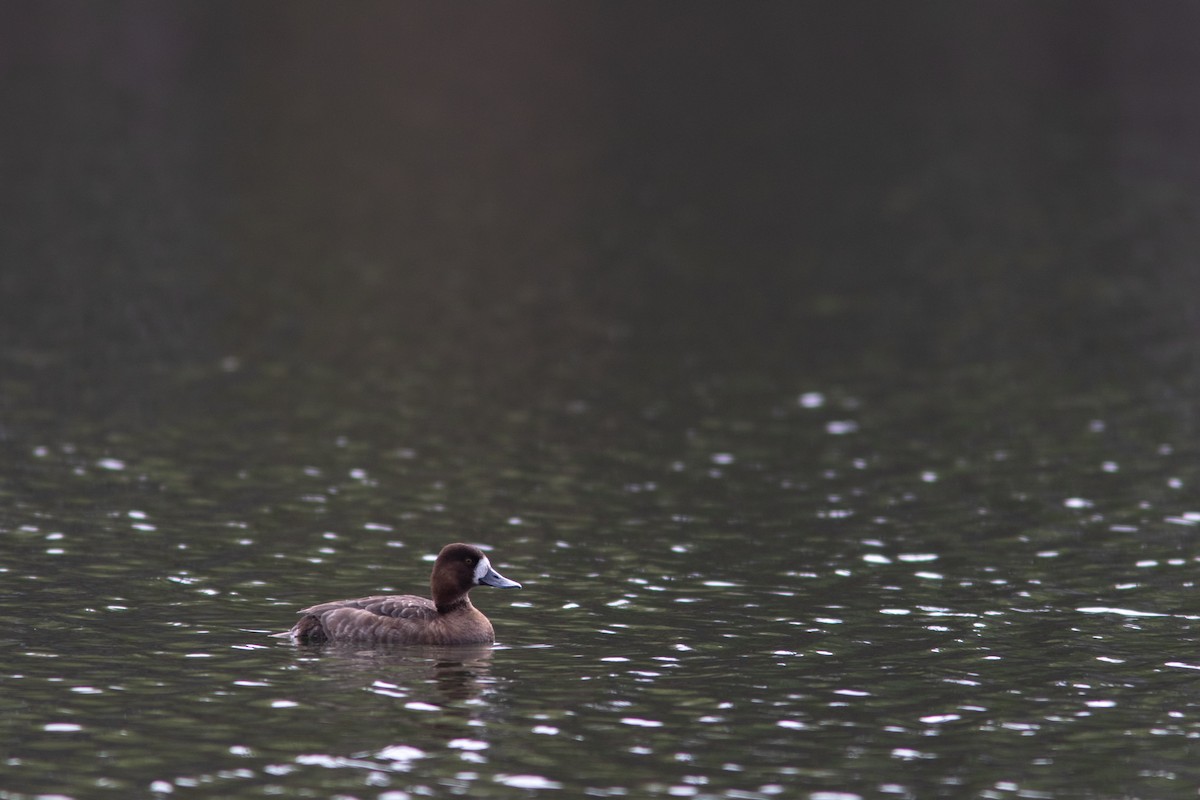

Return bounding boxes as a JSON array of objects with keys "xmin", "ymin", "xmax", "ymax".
[{"xmin": 291, "ymin": 641, "xmax": 500, "ymax": 704}]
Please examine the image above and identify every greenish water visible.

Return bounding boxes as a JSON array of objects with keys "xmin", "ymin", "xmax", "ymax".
[
  {"xmin": 7, "ymin": 380, "xmax": 1200, "ymax": 800},
  {"xmin": 5, "ymin": 3, "xmax": 1200, "ymax": 799}
]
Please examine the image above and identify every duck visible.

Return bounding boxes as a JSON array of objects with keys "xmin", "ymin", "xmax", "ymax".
[{"xmin": 275, "ymin": 542, "xmax": 522, "ymax": 645}]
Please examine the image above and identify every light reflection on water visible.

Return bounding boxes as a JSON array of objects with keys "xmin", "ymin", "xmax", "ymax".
[
  {"xmin": 5, "ymin": 411, "xmax": 1200, "ymax": 800},
  {"xmin": 9, "ymin": 379, "xmax": 1181, "ymax": 767}
]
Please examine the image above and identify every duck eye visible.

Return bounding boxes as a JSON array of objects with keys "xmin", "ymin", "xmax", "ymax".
[{"xmin": 465, "ymin": 558, "xmax": 475, "ymax": 566}]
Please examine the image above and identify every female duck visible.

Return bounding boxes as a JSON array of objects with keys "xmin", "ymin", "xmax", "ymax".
[{"xmin": 276, "ymin": 542, "xmax": 521, "ymax": 645}]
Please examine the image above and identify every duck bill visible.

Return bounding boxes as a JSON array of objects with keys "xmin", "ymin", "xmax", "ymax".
[{"xmin": 479, "ymin": 565, "xmax": 522, "ymax": 589}]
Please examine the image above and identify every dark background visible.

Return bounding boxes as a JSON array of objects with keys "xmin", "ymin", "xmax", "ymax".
[{"xmin": 5, "ymin": 3, "xmax": 1200, "ymax": 426}]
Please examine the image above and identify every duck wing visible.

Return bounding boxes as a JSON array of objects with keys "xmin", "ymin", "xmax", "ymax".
[
  {"xmin": 288, "ymin": 594, "xmax": 440, "ymax": 643},
  {"xmin": 299, "ymin": 594, "xmax": 438, "ymax": 621}
]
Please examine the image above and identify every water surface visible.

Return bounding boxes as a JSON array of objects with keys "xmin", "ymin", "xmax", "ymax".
[{"xmin": 4, "ymin": 3, "xmax": 1200, "ymax": 799}]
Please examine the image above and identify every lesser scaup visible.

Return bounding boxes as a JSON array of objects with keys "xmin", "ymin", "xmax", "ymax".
[{"xmin": 275, "ymin": 542, "xmax": 521, "ymax": 645}]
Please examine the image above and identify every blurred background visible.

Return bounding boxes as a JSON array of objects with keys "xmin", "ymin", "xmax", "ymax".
[{"xmin": 5, "ymin": 3, "xmax": 1200, "ymax": 433}]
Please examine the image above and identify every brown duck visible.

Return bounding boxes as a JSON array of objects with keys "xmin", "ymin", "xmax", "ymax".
[{"xmin": 275, "ymin": 542, "xmax": 522, "ymax": 645}]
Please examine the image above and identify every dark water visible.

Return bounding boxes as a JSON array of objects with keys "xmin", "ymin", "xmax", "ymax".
[{"xmin": 5, "ymin": 3, "xmax": 1200, "ymax": 798}]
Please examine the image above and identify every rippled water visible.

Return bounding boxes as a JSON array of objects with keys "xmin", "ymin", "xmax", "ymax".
[
  {"xmin": 6, "ymin": 374, "xmax": 1200, "ymax": 799},
  {"xmin": 6, "ymin": 4, "xmax": 1200, "ymax": 799}
]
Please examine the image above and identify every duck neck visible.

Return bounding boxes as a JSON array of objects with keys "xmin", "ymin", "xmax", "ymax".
[{"xmin": 435, "ymin": 594, "xmax": 473, "ymax": 615}]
